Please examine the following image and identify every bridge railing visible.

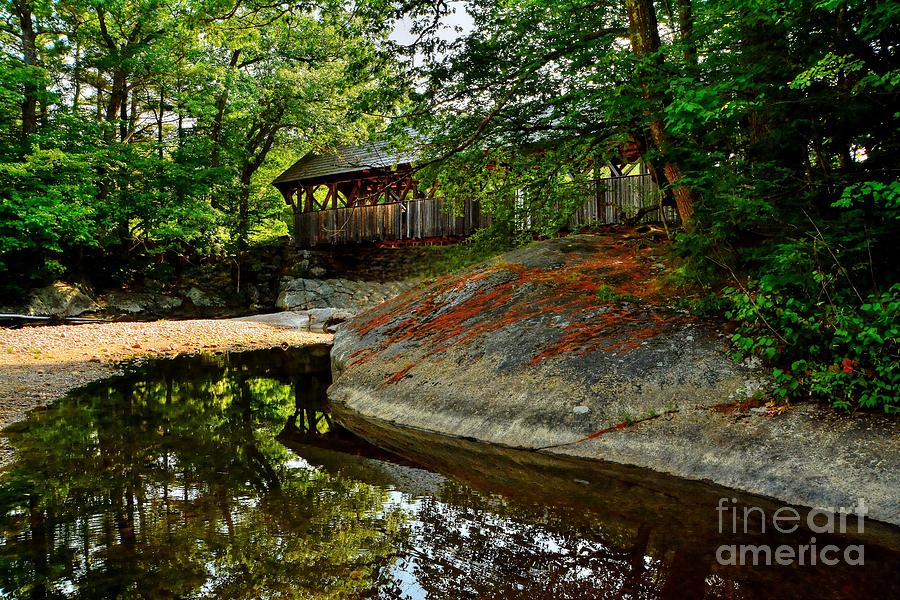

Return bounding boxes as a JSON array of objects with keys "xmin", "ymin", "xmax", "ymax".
[
  {"xmin": 294, "ymin": 197, "xmax": 491, "ymax": 247},
  {"xmin": 293, "ymin": 174, "xmax": 674, "ymax": 247}
]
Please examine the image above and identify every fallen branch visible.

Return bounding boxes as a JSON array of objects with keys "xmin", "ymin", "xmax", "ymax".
[{"xmin": 623, "ymin": 204, "xmax": 659, "ymax": 226}]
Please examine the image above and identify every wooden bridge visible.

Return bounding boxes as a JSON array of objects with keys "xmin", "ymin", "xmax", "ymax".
[
  {"xmin": 272, "ymin": 144, "xmax": 673, "ymax": 248},
  {"xmin": 290, "ymin": 173, "xmax": 673, "ymax": 247}
]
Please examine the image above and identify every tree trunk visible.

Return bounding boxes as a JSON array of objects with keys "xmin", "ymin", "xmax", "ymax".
[
  {"xmin": 210, "ymin": 49, "xmax": 241, "ymax": 168},
  {"xmin": 119, "ymin": 86, "xmax": 129, "ymax": 141},
  {"xmin": 128, "ymin": 90, "xmax": 139, "ymax": 140},
  {"xmin": 238, "ymin": 164, "xmax": 253, "ymax": 250},
  {"xmin": 677, "ymin": 0, "xmax": 695, "ymax": 62},
  {"xmin": 12, "ymin": 0, "xmax": 39, "ymax": 143},
  {"xmin": 625, "ymin": 0, "xmax": 696, "ymax": 224},
  {"xmin": 157, "ymin": 86, "xmax": 164, "ymax": 159},
  {"xmin": 626, "ymin": 0, "xmax": 661, "ymax": 53},
  {"xmin": 106, "ymin": 70, "xmax": 127, "ymax": 141},
  {"xmin": 73, "ymin": 43, "xmax": 82, "ymax": 110}
]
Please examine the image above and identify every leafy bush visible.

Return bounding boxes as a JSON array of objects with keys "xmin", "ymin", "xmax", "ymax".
[
  {"xmin": 725, "ymin": 280, "xmax": 900, "ymax": 413},
  {"xmin": 437, "ymin": 223, "xmax": 528, "ymax": 273},
  {"xmin": 0, "ymin": 147, "xmax": 99, "ymax": 280}
]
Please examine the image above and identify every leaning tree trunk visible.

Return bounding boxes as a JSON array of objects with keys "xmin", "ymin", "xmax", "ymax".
[
  {"xmin": 210, "ymin": 49, "xmax": 242, "ymax": 169},
  {"xmin": 625, "ymin": 0, "xmax": 697, "ymax": 224}
]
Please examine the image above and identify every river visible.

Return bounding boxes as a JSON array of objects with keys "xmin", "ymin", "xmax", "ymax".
[{"xmin": 1, "ymin": 346, "xmax": 897, "ymax": 598}]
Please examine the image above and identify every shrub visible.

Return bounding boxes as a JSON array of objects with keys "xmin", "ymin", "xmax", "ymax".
[{"xmin": 725, "ymin": 281, "xmax": 900, "ymax": 413}]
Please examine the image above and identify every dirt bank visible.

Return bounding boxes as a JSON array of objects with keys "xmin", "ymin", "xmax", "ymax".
[{"xmin": 0, "ymin": 315, "xmax": 330, "ymax": 466}]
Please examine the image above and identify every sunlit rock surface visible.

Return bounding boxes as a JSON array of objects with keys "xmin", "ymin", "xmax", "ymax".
[
  {"xmin": 103, "ymin": 290, "xmax": 183, "ymax": 314},
  {"xmin": 23, "ymin": 282, "xmax": 100, "ymax": 317},
  {"xmin": 277, "ymin": 276, "xmax": 417, "ymax": 312},
  {"xmin": 330, "ymin": 233, "xmax": 900, "ymax": 525}
]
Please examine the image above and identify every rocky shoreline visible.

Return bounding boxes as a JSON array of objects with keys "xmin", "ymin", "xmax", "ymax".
[
  {"xmin": 329, "ymin": 233, "xmax": 900, "ymax": 526},
  {"xmin": 0, "ymin": 242, "xmax": 438, "ymax": 322},
  {"xmin": 1, "ymin": 276, "xmax": 420, "ymax": 321}
]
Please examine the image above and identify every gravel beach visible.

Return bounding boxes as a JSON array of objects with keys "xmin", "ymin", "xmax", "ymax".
[{"xmin": 0, "ymin": 316, "xmax": 331, "ymax": 466}]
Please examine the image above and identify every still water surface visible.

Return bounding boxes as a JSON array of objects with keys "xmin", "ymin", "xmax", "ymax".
[{"xmin": 1, "ymin": 345, "xmax": 898, "ymax": 599}]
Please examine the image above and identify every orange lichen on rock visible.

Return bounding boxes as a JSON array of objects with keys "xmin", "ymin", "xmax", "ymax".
[
  {"xmin": 529, "ymin": 310, "xmax": 630, "ymax": 365},
  {"xmin": 574, "ymin": 421, "xmax": 632, "ymax": 442},
  {"xmin": 348, "ymin": 347, "xmax": 377, "ymax": 367},
  {"xmin": 347, "ymin": 231, "xmax": 683, "ymax": 383},
  {"xmin": 383, "ymin": 364, "xmax": 415, "ymax": 385}
]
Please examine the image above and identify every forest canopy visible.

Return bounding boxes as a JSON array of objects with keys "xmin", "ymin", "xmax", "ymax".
[{"xmin": 0, "ymin": 0, "xmax": 411, "ymax": 287}]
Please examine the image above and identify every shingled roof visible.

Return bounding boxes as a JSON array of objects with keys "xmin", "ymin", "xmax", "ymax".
[{"xmin": 273, "ymin": 140, "xmax": 420, "ymax": 187}]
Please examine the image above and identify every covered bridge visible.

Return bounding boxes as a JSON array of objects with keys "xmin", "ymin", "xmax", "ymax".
[
  {"xmin": 274, "ymin": 140, "xmax": 673, "ymax": 248},
  {"xmin": 273, "ymin": 141, "xmax": 489, "ymax": 247}
]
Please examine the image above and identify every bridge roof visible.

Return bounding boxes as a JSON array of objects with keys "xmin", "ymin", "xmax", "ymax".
[{"xmin": 273, "ymin": 140, "xmax": 420, "ymax": 187}]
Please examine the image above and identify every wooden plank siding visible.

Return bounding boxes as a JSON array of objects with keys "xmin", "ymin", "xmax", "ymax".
[
  {"xmin": 566, "ymin": 173, "xmax": 677, "ymax": 229},
  {"xmin": 295, "ymin": 198, "xmax": 492, "ymax": 247},
  {"xmin": 294, "ymin": 174, "xmax": 673, "ymax": 247}
]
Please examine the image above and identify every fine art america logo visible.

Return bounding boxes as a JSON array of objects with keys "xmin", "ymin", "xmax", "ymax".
[{"xmin": 716, "ymin": 497, "xmax": 866, "ymax": 566}]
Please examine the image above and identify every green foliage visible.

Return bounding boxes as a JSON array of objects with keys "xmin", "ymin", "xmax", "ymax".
[
  {"xmin": 595, "ymin": 284, "xmax": 640, "ymax": 304},
  {"xmin": 0, "ymin": 140, "xmax": 102, "ymax": 292},
  {"xmin": 834, "ymin": 181, "xmax": 900, "ymax": 215},
  {"xmin": 673, "ymin": 292, "xmax": 729, "ymax": 317},
  {"xmin": 0, "ymin": 0, "xmax": 408, "ymax": 290},
  {"xmin": 0, "ymin": 147, "xmax": 97, "ymax": 256},
  {"xmin": 725, "ymin": 271, "xmax": 900, "ymax": 413},
  {"xmin": 790, "ymin": 52, "xmax": 866, "ymax": 89}
]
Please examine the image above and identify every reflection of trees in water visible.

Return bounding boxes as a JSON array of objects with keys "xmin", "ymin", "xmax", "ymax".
[
  {"xmin": 2, "ymin": 346, "xmax": 898, "ymax": 600},
  {"xmin": 0, "ymin": 349, "xmax": 408, "ymax": 599},
  {"xmin": 384, "ymin": 483, "xmax": 670, "ymax": 600}
]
